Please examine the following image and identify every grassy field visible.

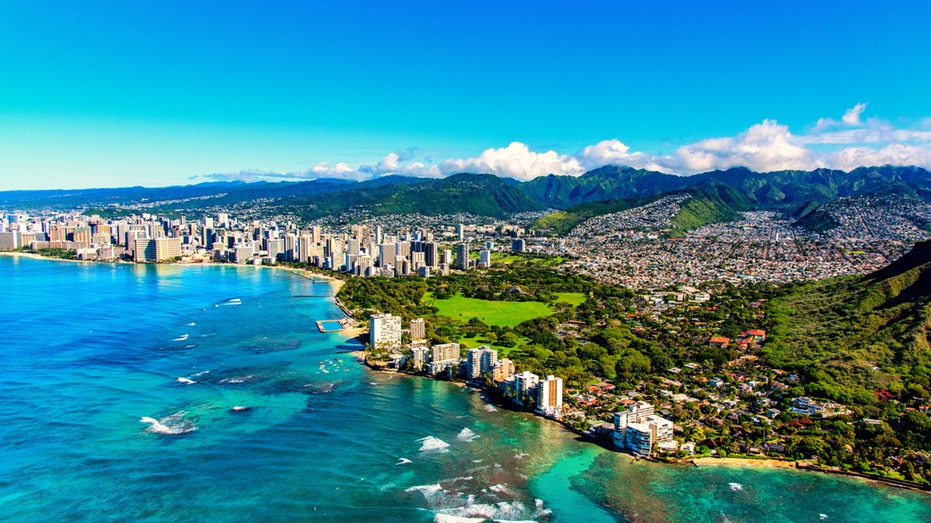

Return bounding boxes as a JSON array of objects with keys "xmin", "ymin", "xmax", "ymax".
[
  {"xmin": 553, "ymin": 292, "xmax": 587, "ymax": 306},
  {"xmin": 424, "ymin": 292, "xmax": 554, "ymax": 327}
]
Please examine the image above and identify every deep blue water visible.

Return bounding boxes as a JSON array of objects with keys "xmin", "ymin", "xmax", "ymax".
[{"xmin": 1, "ymin": 255, "xmax": 929, "ymax": 522}]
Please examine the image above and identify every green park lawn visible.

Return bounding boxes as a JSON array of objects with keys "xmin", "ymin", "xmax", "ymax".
[
  {"xmin": 424, "ymin": 292, "xmax": 554, "ymax": 327},
  {"xmin": 554, "ymin": 292, "xmax": 587, "ymax": 306}
]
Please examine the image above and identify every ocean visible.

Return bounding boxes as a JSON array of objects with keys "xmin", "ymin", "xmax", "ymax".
[{"xmin": 1, "ymin": 254, "xmax": 929, "ymax": 522}]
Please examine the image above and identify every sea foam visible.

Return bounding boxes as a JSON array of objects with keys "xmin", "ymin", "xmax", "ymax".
[
  {"xmin": 457, "ymin": 428, "xmax": 480, "ymax": 442},
  {"xmin": 418, "ymin": 436, "xmax": 450, "ymax": 452}
]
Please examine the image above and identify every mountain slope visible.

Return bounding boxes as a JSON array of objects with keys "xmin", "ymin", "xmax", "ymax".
[
  {"xmin": 763, "ymin": 240, "xmax": 931, "ymax": 405},
  {"xmin": 520, "ymin": 166, "xmax": 685, "ymax": 208},
  {"xmin": 520, "ymin": 165, "xmax": 931, "ymax": 211},
  {"xmin": 280, "ymin": 173, "xmax": 545, "ymax": 220},
  {"xmin": 530, "ymin": 183, "xmax": 748, "ymax": 236}
]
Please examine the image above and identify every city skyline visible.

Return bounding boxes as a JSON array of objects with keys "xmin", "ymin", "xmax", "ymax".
[{"xmin": 3, "ymin": 1, "xmax": 931, "ymax": 190}]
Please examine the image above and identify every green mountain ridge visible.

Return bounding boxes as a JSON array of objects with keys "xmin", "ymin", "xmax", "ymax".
[
  {"xmin": 282, "ymin": 173, "xmax": 545, "ymax": 220},
  {"xmin": 3, "ymin": 165, "xmax": 930, "ymax": 223},
  {"xmin": 763, "ymin": 240, "xmax": 931, "ymax": 405},
  {"xmin": 530, "ymin": 183, "xmax": 749, "ymax": 236}
]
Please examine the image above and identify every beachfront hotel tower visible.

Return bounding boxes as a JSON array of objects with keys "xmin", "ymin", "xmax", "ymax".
[
  {"xmin": 369, "ymin": 313, "xmax": 402, "ymax": 351},
  {"xmin": 535, "ymin": 375, "xmax": 563, "ymax": 418}
]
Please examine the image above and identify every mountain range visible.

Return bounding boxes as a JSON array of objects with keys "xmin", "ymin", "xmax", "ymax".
[{"xmin": 2, "ymin": 165, "xmax": 930, "ymax": 234}]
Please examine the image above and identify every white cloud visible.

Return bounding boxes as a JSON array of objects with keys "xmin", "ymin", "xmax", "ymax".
[
  {"xmin": 814, "ymin": 103, "xmax": 869, "ymax": 132},
  {"xmin": 438, "ymin": 142, "xmax": 585, "ymax": 180},
  {"xmin": 842, "ymin": 102, "xmax": 868, "ymax": 125},
  {"xmin": 829, "ymin": 144, "xmax": 931, "ymax": 172},
  {"xmin": 196, "ymin": 105, "xmax": 931, "ymax": 183},
  {"xmin": 663, "ymin": 120, "xmax": 823, "ymax": 173},
  {"xmin": 578, "ymin": 139, "xmax": 655, "ymax": 171}
]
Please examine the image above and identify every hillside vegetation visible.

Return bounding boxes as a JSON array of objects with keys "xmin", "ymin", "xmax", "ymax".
[
  {"xmin": 764, "ymin": 240, "xmax": 931, "ymax": 405},
  {"xmin": 531, "ymin": 184, "xmax": 748, "ymax": 236}
]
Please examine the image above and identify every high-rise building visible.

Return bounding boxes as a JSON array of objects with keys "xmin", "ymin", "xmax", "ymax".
[
  {"xmin": 536, "ymin": 375, "xmax": 563, "ymax": 418},
  {"xmin": 427, "ymin": 342, "xmax": 461, "ymax": 375},
  {"xmin": 514, "ymin": 371, "xmax": 540, "ymax": 405},
  {"xmin": 479, "ymin": 250, "xmax": 491, "ymax": 268},
  {"xmin": 511, "ymin": 238, "xmax": 525, "ymax": 253},
  {"xmin": 410, "ymin": 318, "xmax": 426, "ymax": 342},
  {"xmin": 467, "ymin": 347, "xmax": 498, "ymax": 380},
  {"xmin": 369, "ymin": 313, "xmax": 402, "ymax": 351},
  {"xmin": 612, "ymin": 402, "xmax": 673, "ymax": 455},
  {"xmin": 425, "ymin": 242, "xmax": 439, "ymax": 267},
  {"xmin": 456, "ymin": 243, "xmax": 469, "ymax": 270},
  {"xmin": 379, "ymin": 243, "xmax": 397, "ymax": 269},
  {"xmin": 492, "ymin": 358, "xmax": 515, "ymax": 382},
  {"xmin": 409, "ymin": 346, "xmax": 429, "ymax": 372},
  {"xmin": 133, "ymin": 237, "xmax": 182, "ymax": 262}
]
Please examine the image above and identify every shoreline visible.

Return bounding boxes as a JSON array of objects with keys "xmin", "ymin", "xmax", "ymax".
[
  {"xmin": 356, "ymin": 355, "xmax": 931, "ymax": 495},
  {"xmin": 0, "ymin": 250, "xmax": 95, "ymax": 264},
  {"xmin": 690, "ymin": 457, "xmax": 800, "ymax": 469},
  {"xmin": 10, "ymin": 249, "xmax": 930, "ymax": 495},
  {"xmin": 3, "ymin": 251, "xmax": 366, "ymax": 340}
]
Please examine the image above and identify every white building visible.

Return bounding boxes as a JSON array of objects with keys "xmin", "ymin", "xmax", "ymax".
[
  {"xmin": 613, "ymin": 402, "xmax": 674, "ymax": 456},
  {"xmin": 514, "ymin": 371, "xmax": 540, "ymax": 405},
  {"xmin": 536, "ymin": 375, "xmax": 563, "ymax": 418},
  {"xmin": 409, "ymin": 346, "xmax": 429, "ymax": 372},
  {"xmin": 479, "ymin": 249, "xmax": 491, "ymax": 268},
  {"xmin": 427, "ymin": 342, "xmax": 461, "ymax": 375},
  {"xmin": 467, "ymin": 347, "xmax": 498, "ymax": 380},
  {"xmin": 369, "ymin": 313, "xmax": 402, "ymax": 351}
]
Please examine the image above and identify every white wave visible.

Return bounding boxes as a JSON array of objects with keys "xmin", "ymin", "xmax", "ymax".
[
  {"xmin": 187, "ymin": 322, "xmax": 196, "ymax": 326},
  {"xmin": 418, "ymin": 436, "xmax": 450, "ymax": 452},
  {"xmin": 445, "ymin": 476, "xmax": 473, "ymax": 484},
  {"xmin": 190, "ymin": 370, "xmax": 210, "ymax": 377},
  {"xmin": 406, "ymin": 484, "xmax": 444, "ymax": 498},
  {"xmin": 514, "ymin": 452, "xmax": 529, "ymax": 459},
  {"xmin": 457, "ymin": 428, "xmax": 480, "ymax": 442},
  {"xmin": 220, "ymin": 298, "xmax": 242, "ymax": 306},
  {"xmin": 488, "ymin": 484, "xmax": 512, "ymax": 496},
  {"xmin": 396, "ymin": 457, "xmax": 412, "ymax": 465},
  {"xmin": 483, "ymin": 404, "xmax": 498, "ymax": 412},
  {"xmin": 820, "ymin": 515, "xmax": 829, "ymax": 520},
  {"xmin": 219, "ymin": 375, "xmax": 254, "ymax": 384},
  {"xmin": 728, "ymin": 482, "xmax": 742, "ymax": 491},
  {"xmin": 440, "ymin": 501, "xmax": 528, "ymax": 521},
  {"xmin": 434, "ymin": 515, "xmax": 484, "ymax": 523},
  {"xmin": 140, "ymin": 412, "xmax": 196, "ymax": 435},
  {"xmin": 231, "ymin": 405, "xmax": 249, "ymax": 412},
  {"xmin": 177, "ymin": 377, "xmax": 195, "ymax": 385},
  {"xmin": 173, "ymin": 334, "xmax": 189, "ymax": 341}
]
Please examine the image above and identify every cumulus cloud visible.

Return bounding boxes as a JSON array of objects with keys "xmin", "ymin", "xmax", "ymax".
[
  {"xmin": 829, "ymin": 144, "xmax": 931, "ymax": 172},
  {"xmin": 578, "ymin": 139, "xmax": 656, "ymax": 171},
  {"xmin": 437, "ymin": 142, "xmax": 584, "ymax": 180},
  {"xmin": 196, "ymin": 104, "xmax": 931, "ymax": 183},
  {"xmin": 663, "ymin": 120, "xmax": 823, "ymax": 173}
]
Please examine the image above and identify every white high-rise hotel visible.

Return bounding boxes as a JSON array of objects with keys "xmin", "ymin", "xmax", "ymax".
[{"xmin": 369, "ymin": 313, "xmax": 402, "ymax": 351}]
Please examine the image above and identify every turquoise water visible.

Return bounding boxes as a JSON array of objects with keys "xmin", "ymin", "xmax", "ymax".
[{"xmin": 1, "ymin": 255, "xmax": 929, "ymax": 522}]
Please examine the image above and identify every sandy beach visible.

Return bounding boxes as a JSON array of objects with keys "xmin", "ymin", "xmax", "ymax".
[
  {"xmin": 691, "ymin": 457, "xmax": 799, "ymax": 469},
  {"xmin": 0, "ymin": 251, "xmax": 93, "ymax": 264}
]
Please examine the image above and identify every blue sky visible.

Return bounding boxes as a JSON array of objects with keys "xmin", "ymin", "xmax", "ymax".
[{"xmin": 2, "ymin": 1, "xmax": 931, "ymax": 190}]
